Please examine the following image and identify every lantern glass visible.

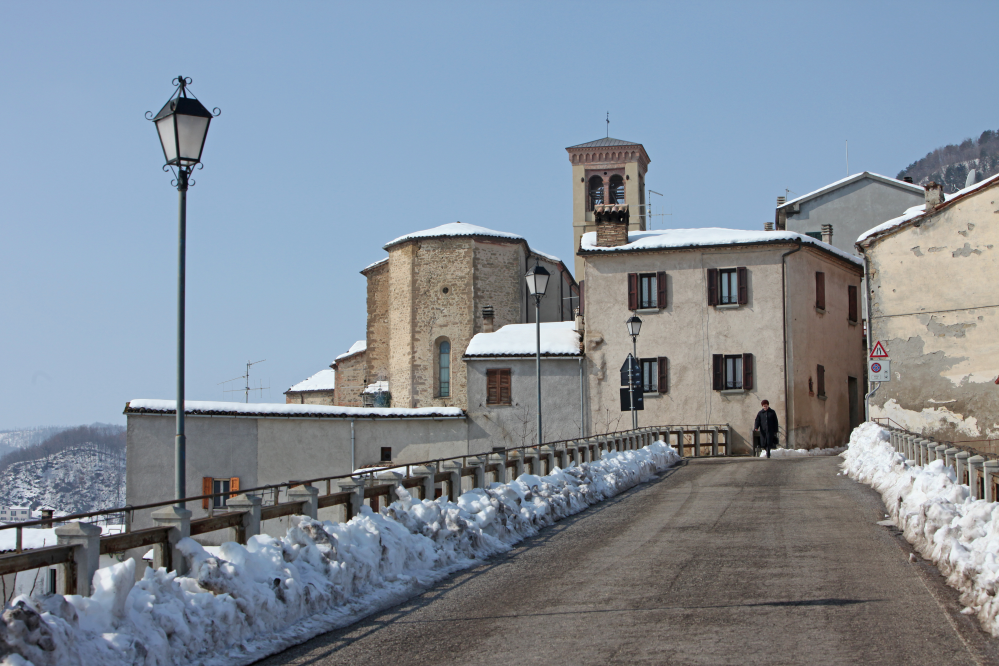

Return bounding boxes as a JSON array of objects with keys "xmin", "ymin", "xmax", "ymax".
[
  {"xmin": 176, "ymin": 114, "xmax": 210, "ymax": 165},
  {"xmin": 153, "ymin": 96, "xmax": 213, "ymax": 167},
  {"xmin": 626, "ymin": 315, "xmax": 642, "ymax": 337},
  {"xmin": 155, "ymin": 115, "xmax": 177, "ymax": 164},
  {"xmin": 525, "ymin": 264, "xmax": 550, "ymax": 297}
]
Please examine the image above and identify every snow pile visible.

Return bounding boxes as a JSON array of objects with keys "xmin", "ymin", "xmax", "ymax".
[
  {"xmin": 464, "ymin": 322, "xmax": 581, "ymax": 357},
  {"xmin": 0, "ymin": 442, "xmax": 679, "ymax": 666},
  {"xmin": 842, "ymin": 422, "xmax": 999, "ymax": 636},
  {"xmin": 758, "ymin": 446, "xmax": 846, "ymax": 458}
]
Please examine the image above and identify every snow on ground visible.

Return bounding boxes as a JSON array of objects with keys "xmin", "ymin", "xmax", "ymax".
[
  {"xmin": 758, "ymin": 446, "xmax": 846, "ymax": 458},
  {"xmin": 842, "ymin": 422, "xmax": 999, "ymax": 636},
  {"xmin": 0, "ymin": 442, "xmax": 680, "ymax": 666}
]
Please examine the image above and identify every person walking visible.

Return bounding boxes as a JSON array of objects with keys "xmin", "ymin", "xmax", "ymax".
[{"xmin": 754, "ymin": 399, "xmax": 779, "ymax": 458}]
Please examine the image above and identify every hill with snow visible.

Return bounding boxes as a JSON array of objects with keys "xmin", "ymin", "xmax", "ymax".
[
  {"xmin": 898, "ymin": 128, "xmax": 999, "ymax": 193},
  {"xmin": 0, "ymin": 426, "xmax": 67, "ymax": 460}
]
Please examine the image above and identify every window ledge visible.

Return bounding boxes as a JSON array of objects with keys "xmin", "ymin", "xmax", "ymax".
[
  {"xmin": 848, "ymin": 319, "xmax": 858, "ymax": 327},
  {"xmin": 484, "ymin": 403, "xmax": 513, "ymax": 408},
  {"xmin": 817, "ymin": 394, "xmax": 828, "ymax": 401},
  {"xmin": 635, "ymin": 308, "xmax": 661, "ymax": 314},
  {"xmin": 814, "ymin": 307, "xmax": 826, "ymax": 315},
  {"xmin": 720, "ymin": 389, "xmax": 746, "ymax": 395},
  {"xmin": 715, "ymin": 304, "xmax": 740, "ymax": 310},
  {"xmin": 643, "ymin": 391, "xmax": 661, "ymax": 397}
]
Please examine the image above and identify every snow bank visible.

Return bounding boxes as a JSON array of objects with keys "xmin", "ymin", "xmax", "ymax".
[
  {"xmin": 0, "ymin": 443, "xmax": 680, "ymax": 666},
  {"xmin": 758, "ymin": 446, "xmax": 846, "ymax": 458},
  {"xmin": 842, "ymin": 422, "xmax": 999, "ymax": 636}
]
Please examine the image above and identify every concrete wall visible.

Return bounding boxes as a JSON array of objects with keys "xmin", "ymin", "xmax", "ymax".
[
  {"xmin": 465, "ymin": 357, "xmax": 587, "ymax": 452},
  {"xmin": 785, "ymin": 177, "xmax": 923, "ymax": 258},
  {"xmin": 863, "ymin": 181, "xmax": 999, "ymax": 442}
]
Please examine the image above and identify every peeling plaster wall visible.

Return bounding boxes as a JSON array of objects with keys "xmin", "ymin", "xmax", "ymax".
[{"xmin": 865, "ymin": 182, "xmax": 999, "ymax": 442}]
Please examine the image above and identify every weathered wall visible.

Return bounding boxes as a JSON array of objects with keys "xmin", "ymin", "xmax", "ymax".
[
  {"xmin": 786, "ymin": 248, "xmax": 866, "ymax": 448},
  {"xmin": 465, "ymin": 357, "xmax": 587, "ymax": 452},
  {"xmin": 865, "ymin": 182, "xmax": 999, "ymax": 442},
  {"xmin": 332, "ymin": 351, "xmax": 366, "ymax": 407},
  {"xmin": 284, "ymin": 390, "xmax": 336, "ymax": 405},
  {"xmin": 472, "ymin": 239, "xmax": 524, "ymax": 335},
  {"xmin": 364, "ymin": 261, "xmax": 391, "ymax": 385}
]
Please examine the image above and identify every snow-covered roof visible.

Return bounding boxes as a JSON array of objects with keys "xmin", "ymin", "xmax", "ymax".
[
  {"xmin": 334, "ymin": 340, "xmax": 366, "ymax": 363},
  {"xmin": 361, "ymin": 257, "xmax": 388, "ymax": 273},
  {"xmin": 124, "ymin": 399, "xmax": 463, "ymax": 419},
  {"xmin": 285, "ymin": 368, "xmax": 336, "ymax": 394},
  {"xmin": 779, "ymin": 172, "xmax": 923, "ymax": 211},
  {"xmin": 580, "ymin": 228, "xmax": 862, "ymax": 266},
  {"xmin": 362, "ymin": 381, "xmax": 390, "ymax": 395},
  {"xmin": 384, "ymin": 222, "xmax": 524, "ymax": 250},
  {"xmin": 531, "ymin": 249, "xmax": 562, "ymax": 264},
  {"xmin": 464, "ymin": 322, "xmax": 582, "ymax": 358},
  {"xmin": 856, "ymin": 172, "xmax": 999, "ymax": 245},
  {"xmin": 567, "ymin": 137, "xmax": 642, "ymax": 149}
]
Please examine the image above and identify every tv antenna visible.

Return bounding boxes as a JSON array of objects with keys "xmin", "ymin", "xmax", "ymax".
[
  {"xmin": 645, "ymin": 189, "xmax": 672, "ymax": 229},
  {"xmin": 219, "ymin": 359, "xmax": 269, "ymax": 403},
  {"xmin": 606, "ymin": 112, "xmax": 609, "ymax": 138}
]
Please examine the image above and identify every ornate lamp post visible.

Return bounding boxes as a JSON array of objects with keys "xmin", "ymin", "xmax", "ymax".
[
  {"xmin": 525, "ymin": 262, "xmax": 550, "ymax": 445},
  {"xmin": 626, "ymin": 314, "xmax": 642, "ymax": 429},
  {"xmin": 148, "ymin": 77, "xmax": 218, "ymax": 507}
]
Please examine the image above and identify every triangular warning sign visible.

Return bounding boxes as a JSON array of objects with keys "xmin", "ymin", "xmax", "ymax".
[{"xmin": 870, "ymin": 341, "xmax": 889, "ymax": 358}]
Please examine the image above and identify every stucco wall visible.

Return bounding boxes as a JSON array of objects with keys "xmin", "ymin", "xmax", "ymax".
[
  {"xmin": 864, "ymin": 182, "xmax": 999, "ymax": 442},
  {"xmin": 465, "ymin": 357, "xmax": 587, "ymax": 452}
]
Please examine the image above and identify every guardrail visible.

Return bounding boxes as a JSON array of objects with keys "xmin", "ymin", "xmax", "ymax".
[{"xmin": 0, "ymin": 423, "xmax": 730, "ymax": 599}]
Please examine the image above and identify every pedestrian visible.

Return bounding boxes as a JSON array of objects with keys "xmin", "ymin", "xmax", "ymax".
[{"xmin": 754, "ymin": 399, "xmax": 779, "ymax": 458}]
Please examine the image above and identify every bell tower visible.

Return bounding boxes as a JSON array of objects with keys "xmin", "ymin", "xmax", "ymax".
[{"xmin": 566, "ymin": 138, "xmax": 651, "ymax": 279}]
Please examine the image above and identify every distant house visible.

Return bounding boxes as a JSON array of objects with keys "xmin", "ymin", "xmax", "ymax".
[
  {"xmin": 284, "ymin": 368, "xmax": 336, "ymax": 405},
  {"xmin": 856, "ymin": 176, "xmax": 999, "ymax": 443},
  {"xmin": 0, "ymin": 506, "xmax": 32, "ymax": 523}
]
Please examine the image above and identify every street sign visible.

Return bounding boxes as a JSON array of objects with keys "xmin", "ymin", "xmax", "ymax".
[
  {"xmin": 870, "ymin": 341, "xmax": 889, "ymax": 358},
  {"xmin": 868, "ymin": 358, "xmax": 890, "ymax": 382},
  {"xmin": 620, "ymin": 387, "xmax": 644, "ymax": 411},
  {"xmin": 620, "ymin": 354, "xmax": 642, "ymax": 389}
]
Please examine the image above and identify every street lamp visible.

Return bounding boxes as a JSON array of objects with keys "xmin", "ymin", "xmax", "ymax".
[
  {"xmin": 626, "ymin": 314, "xmax": 642, "ymax": 429},
  {"xmin": 525, "ymin": 261, "xmax": 550, "ymax": 445},
  {"xmin": 147, "ymin": 77, "xmax": 218, "ymax": 508}
]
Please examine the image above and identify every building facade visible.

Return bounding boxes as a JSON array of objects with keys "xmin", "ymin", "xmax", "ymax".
[
  {"xmin": 283, "ymin": 368, "xmax": 336, "ymax": 405},
  {"xmin": 856, "ymin": 177, "xmax": 999, "ymax": 443}
]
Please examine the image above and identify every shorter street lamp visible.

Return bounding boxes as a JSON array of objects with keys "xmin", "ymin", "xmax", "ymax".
[
  {"xmin": 626, "ymin": 315, "xmax": 642, "ymax": 429},
  {"xmin": 525, "ymin": 262, "xmax": 550, "ymax": 445}
]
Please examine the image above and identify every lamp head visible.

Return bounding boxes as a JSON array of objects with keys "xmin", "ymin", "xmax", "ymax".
[
  {"xmin": 525, "ymin": 262, "xmax": 551, "ymax": 297},
  {"xmin": 626, "ymin": 314, "xmax": 642, "ymax": 337},
  {"xmin": 150, "ymin": 77, "xmax": 216, "ymax": 169}
]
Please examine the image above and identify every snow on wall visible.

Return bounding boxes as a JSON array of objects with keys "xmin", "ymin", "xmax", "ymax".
[
  {"xmin": 124, "ymin": 399, "xmax": 463, "ymax": 419},
  {"xmin": 0, "ymin": 442, "xmax": 680, "ymax": 666},
  {"xmin": 464, "ymin": 322, "xmax": 581, "ymax": 357},
  {"xmin": 871, "ymin": 398, "xmax": 983, "ymax": 440},
  {"xmin": 384, "ymin": 222, "xmax": 523, "ymax": 249},
  {"xmin": 843, "ymin": 423, "xmax": 999, "ymax": 637}
]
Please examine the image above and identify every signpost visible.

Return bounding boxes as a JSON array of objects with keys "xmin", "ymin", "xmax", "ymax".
[
  {"xmin": 868, "ymin": 359, "xmax": 890, "ymax": 382},
  {"xmin": 620, "ymin": 354, "xmax": 644, "ymax": 412}
]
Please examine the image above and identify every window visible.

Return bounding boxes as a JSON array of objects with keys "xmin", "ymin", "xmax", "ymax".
[
  {"xmin": 848, "ymin": 285, "xmax": 858, "ymax": 322},
  {"xmin": 202, "ymin": 477, "xmax": 239, "ymax": 509},
  {"xmin": 640, "ymin": 357, "xmax": 669, "ymax": 393},
  {"xmin": 486, "ymin": 369, "xmax": 512, "ymax": 405},
  {"xmin": 609, "ymin": 174, "xmax": 625, "ymax": 204},
  {"xmin": 213, "ymin": 479, "xmax": 230, "ymax": 508},
  {"xmin": 381, "ymin": 447, "xmax": 392, "ymax": 462},
  {"xmin": 438, "ymin": 340, "xmax": 451, "ymax": 397},
  {"xmin": 706, "ymin": 267, "xmax": 748, "ymax": 306},
  {"xmin": 588, "ymin": 176, "xmax": 604, "ymax": 210},
  {"xmin": 815, "ymin": 272, "xmax": 826, "ymax": 310},
  {"xmin": 712, "ymin": 353, "xmax": 754, "ymax": 391},
  {"xmin": 627, "ymin": 272, "xmax": 667, "ymax": 310},
  {"xmin": 817, "ymin": 364, "xmax": 826, "ymax": 398}
]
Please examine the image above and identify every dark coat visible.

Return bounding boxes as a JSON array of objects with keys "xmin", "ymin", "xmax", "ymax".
[{"xmin": 754, "ymin": 408, "xmax": 779, "ymax": 447}]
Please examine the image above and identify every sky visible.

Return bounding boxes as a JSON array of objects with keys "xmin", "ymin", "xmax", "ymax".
[{"xmin": 2, "ymin": 1, "xmax": 996, "ymax": 430}]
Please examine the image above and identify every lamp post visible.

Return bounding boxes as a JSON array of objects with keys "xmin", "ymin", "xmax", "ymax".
[
  {"xmin": 626, "ymin": 314, "xmax": 642, "ymax": 429},
  {"xmin": 525, "ymin": 262, "xmax": 550, "ymax": 445},
  {"xmin": 148, "ymin": 77, "xmax": 217, "ymax": 508}
]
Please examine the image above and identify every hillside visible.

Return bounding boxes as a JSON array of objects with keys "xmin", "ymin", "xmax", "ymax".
[
  {"xmin": 898, "ymin": 128, "xmax": 999, "ymax": 192},
  {"xmin": 0, "ymin": 426, "xmax": 67, "ymax": 460}
]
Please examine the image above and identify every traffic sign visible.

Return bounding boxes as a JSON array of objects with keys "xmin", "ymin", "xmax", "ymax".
[
  {"xmin": 868, "ymin": 358, "xmax": 890, "ymax": 382},
  {"xmin": 620, "ymin": 354, "xmax": 642, "ymax": 389},
  {"xmin": 620, "ymin": 387, "xmax": 644, "ymax": 411},
  {"xmin": 870, "ymin": 341, "xmax": 889, "ymax": 358}
]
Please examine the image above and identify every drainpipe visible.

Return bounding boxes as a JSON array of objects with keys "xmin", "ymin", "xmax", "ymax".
[
  {"xmin": 350, "ymin": 418, "xmax": 356, "ymax": 472},
  {"xmin": 579, "ymin": 356, "xmax": 585, "ymax": 437},
  {"xmin": 781, "ymin": 238, "xmax": 803, "ymax": 449},
  {"xmin": 859, "ymin": 246, "xmax": 875, "ymax": 421}
]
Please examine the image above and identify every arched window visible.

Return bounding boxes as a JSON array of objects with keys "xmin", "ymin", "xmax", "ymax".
[
  {"xmin": 588, "ymin": 176, "xmax": 604, "ymax": 210},
  {"xmin": 438, "ymin": 340, "xmax": 451, "ymax": 397},
  {"xmin": 609, "ymin": 175, "xmax": 625, "ymax": 204}
]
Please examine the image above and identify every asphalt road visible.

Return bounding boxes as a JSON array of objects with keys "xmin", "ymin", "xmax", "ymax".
[{"xmin": 256, "ymin": 456, "xmax": 999, "ymax": 666}]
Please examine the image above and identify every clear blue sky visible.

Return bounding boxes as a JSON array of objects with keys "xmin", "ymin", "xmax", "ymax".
[{"xmin": 2, "ymin": 1, "xmax": 995, "ymax": 429}]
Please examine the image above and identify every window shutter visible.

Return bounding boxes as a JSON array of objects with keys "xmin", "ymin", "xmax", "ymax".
[
  {"xmin": 737, "ymin": 267, "xmax": 748, "ymax": 305},
  {"xmin": 229, "ymin": 477, "xmax": 239, "ymax": 499},
  {"xmin": 712, "ymin": 354, "xmax": 723, "ymax": 390},
  {"xmin": 817, "ymin": 364, "xmax": 825, "ymax": 396},
  {"xmin": 815, "ymin": 272, "xmax": 826, "ymax": 309},
  {"xmin": 707, "ymin": 268, "xmax": 718, "ymax": 306},
  {"xmin": 656, "ymin": 272, "xmax": 667, "ymax": 308},
  {"xmin": 202, "ymin": 477, "xmax": 212, "ymax": 510},
  {"xmin": 627, "ymin": 273, "xmax": 639, "ymax": 310},
  {"xmin": 500, "ymin": 370, "xmax": 511, "ymax": 404},
  {"xmin": 658, "ymin": 357, "xmax": 668, "ymax": 393},
  {"xmin": 486, "ymin": 370, "xmax": 497, "ymax": 404},
  {"xmin": 848, "ymin": 285, "xmax": 858, "ymax": 322},
  {"xmin": 743, "ymin": 353, "xmax": 754, "ymax": 390},
  {"xmin": 578, "ymin": 281, "xmax": 584, "ymax": 317}
]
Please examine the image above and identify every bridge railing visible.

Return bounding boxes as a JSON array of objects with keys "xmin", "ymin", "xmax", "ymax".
[{"xmin": 0, "ymin": 423, "xmax": 729, "ymax": 599}]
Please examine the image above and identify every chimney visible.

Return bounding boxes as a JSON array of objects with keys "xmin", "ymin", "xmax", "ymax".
[
  {"xmin": 482, "ymin": 306, "xmax": 495, "ymax": 333},
  {"xmin": 821, "ymin": 224, "xmax": 833, "ymax": 245},
  {"xmin": 903, "ymin": 176, "xmax": 913, "ymax": 183},
  {"xmin": 764, "ymin": 222, "xmax": 774, "ymax": 231},
  {"xmin": 776, "ymin": 196, "xmax": 786, "ymax": 206},
  {"xmin": 924, "ymin": 181, "xmax": 944, "ymax": 208},
  {"xmin": 594, "ymin": 204, "xmax": 631, "ymax": 247}
]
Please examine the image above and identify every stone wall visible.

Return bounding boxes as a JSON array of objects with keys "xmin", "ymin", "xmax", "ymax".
[
  {"xmin": 333, "ymin": 351, "xmax": 366, "ymax": 407},
  {"xmin": 364, "ymin": 261, "xmax": 391, "ymax": 385},
  {"xmin": 285, "ymin": 390, "xmax": 336, "ymax": 405}
]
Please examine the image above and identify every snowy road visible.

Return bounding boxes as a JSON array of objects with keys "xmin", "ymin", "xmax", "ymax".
[{"xmin": 255, "ymin": 456, "xmax": 999, "ymax": 665}]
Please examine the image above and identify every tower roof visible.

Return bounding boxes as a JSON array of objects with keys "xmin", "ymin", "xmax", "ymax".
[{"xmin": 566, "ymin": 137, "xmax": 642, "ymax": 149}]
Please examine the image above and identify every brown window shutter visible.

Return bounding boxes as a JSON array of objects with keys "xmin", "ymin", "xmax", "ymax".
[
  {"xmin": 712, "ymin": 354, "xmax": 723, "ymax": 390},
  {"xmin": 743, "ymin": 353, "xmax": 754, "ymax": 390},
  {"xmin": 202, "ymin": 477, "xmax": 212, "ymax": 510},
  {"xmin": 656, "ymin": 272, "xmax": 667, "ymax": 308},
  {"xmin": 815, "ymin": 272, "xmax": 826, "ymax": 309},
  {"xmin": 627, "ymin": 273, "xmax": 639, "ymax": 310},
  {"xmin": 707, "ymin": 268, "xmax": 718, "ymax": 306},
  {"xmin": 499, "ymin": 370, "xmax": 511, "ymax": 404},
  {"xmin": 737, "ymin": 267, "xmax": 748, "ymax": 305},
  {"xmin": 486, "ymin": 370, "xmax": 498, "ymax": 404},
  {"xmin": 658, "ymin": 357, "xmax": 668, "ymax": 393},
  {"xmin": 578, "ymin": 281, "xmax": 584, "ymax": 317},
  {"xmin": 229, "ymin": 477, "xmax": 239, "ymax": 499},
  {"xmin": 848, "ymin": 285, "xmax": 858, "ymax": 321},
  {"xmin": 817, "ymin": 364, "xmax": 825, "ymax": 396}
]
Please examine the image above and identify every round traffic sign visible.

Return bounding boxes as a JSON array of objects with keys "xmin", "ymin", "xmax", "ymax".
[{"xmin": 871, "ymin": 362, "xmax": 881, "ymax": 373}]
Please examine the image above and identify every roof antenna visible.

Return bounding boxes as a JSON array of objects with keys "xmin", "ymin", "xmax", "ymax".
[
  {"xmin": 845, "ymin": 139, "xmax": 849, "ymax": 177},
  {"xmin": 606, "ymin": 112, "xmax": 609, "ymax": 138}
]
